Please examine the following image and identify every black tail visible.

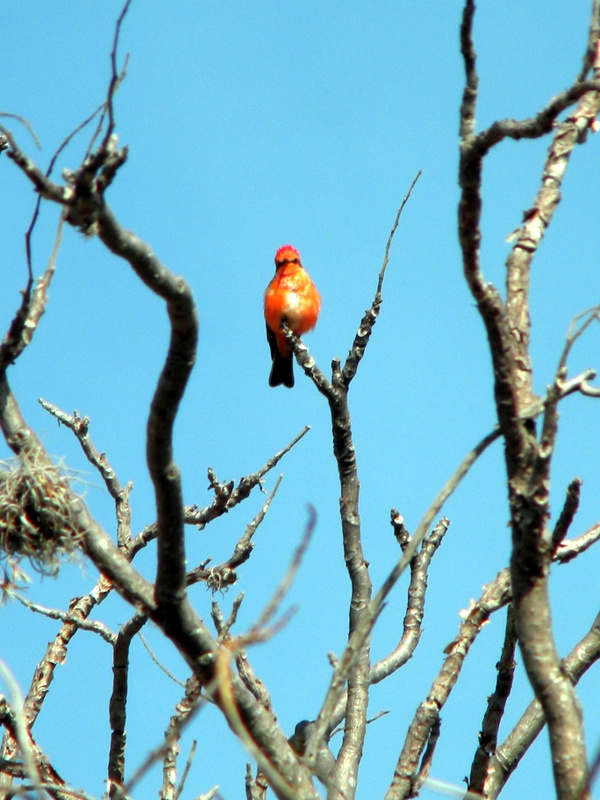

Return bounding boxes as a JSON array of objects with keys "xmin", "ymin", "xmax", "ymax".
[
  {"xmin": 269, "ymin": 350, "xmax": 294, "ymax": 388},
  {"xmin": 266, "ymin": 325, "xmax": 294, "ymax": 387}
]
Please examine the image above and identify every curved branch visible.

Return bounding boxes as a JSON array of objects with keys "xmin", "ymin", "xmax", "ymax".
[
  {"xmin": 96, "ymin": 203, "xmax": 198, "ymax": 613},
  {"xmin": 472, "ymin": 78, "xmax": 600, "ymax": 154},
  {"xmin": 370, "ymin": 517, "xmax": 449, "ymax": 684}
]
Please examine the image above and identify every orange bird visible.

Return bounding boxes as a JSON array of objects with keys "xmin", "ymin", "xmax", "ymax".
[{"xmin": 264, "ymin": 245, "xmax": 321, "ymax": 388}]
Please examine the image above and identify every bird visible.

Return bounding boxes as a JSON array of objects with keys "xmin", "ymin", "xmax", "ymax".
[
  {"xmin": 288, "ymin": 720, "xmax": 336, "ymax": 786},
  {"xmin": 264, "ymin": 245, "xmax": 321, "ymax": 388}
]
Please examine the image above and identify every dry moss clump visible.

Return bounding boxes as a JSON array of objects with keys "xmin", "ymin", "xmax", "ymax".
[{"xmin": 0, "ymin": 455, "xmax": 83, "ymax": 576}]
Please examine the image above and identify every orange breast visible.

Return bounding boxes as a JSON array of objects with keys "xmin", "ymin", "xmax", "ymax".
[{"xmin": 264, "ymin": 264, "xmax": 321, "ymax": 354}]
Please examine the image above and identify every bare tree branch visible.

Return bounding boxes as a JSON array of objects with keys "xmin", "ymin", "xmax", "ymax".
[
  {"xmin": 370, "ymin": 517, "xmax": 449, "ymax": 684},
  {"xmin": 558, "ymin": 304, "xmax": 600, "ymax": 375},
  {"xmin": 482, "ymin": 610, "xmax": 600, "ymax": 799},
  {"xmin": 11, "ymin": 594, "xmax": 116, "ymax": 644},
  {"xmin": 38, "ymin": 401, "xmax": 133, "ymax": 547},
  {"xmin": 341, "ymin": 170, "xmax": 421, "ymax": 385},
  {"xmin": 93, "ymin": 203, "xmax": 198, "ymax": 613},
  {"xmin": 129, "ymin": 426, "xmax": 309, "ymax": 555},
  {"xmin": 554, "ymin": 520, "xmax": 600, "ymax": 563},
  {"xmin": 160, "ymin": 677, "xmax": 202, "ymax": 800},
  {"xmin": 187, "ymin": 475, "xmax": 283, "ymax": 594},
  {"xmin": 383, "ymin": 569, "xmax": 512, "ymax": 800},
  {"xmin": 410, "ymin": 716, "xmax": 440, "ymax": 797},
  {"xmin": 327, "ymin": 517, "xmax": 450, "ymax": 731},
  {"xmin": 459, "ymin": 0, "xmax": 477, "ymax": 140},
  {"xmin": 457, "ymin": 1, "xmax": 600, "ymax": 796},
  {"xmin": 468, "ymin": 604, "xmax": 518, "ymax": 794},
  {"xmin": 0, "ymin": 661, "xmax": 42, "ymax": 796},
  {"xmin": 578, "ymin": 0, "xmax": 600, "ymax": 80},
  {"xmin": 105, "ymin": 0, "xmax": 132, "ymax": 143},
  {"xmin": 107, "ymin": 612, "xmax": 147, "ymax": 799},
  {"xmin": 551, "ymin": 478, "xmax": 582, "ymax": 552},
  {"xmin": 0, "ymin": 213, "xmax": 64, "ymax": 370}
]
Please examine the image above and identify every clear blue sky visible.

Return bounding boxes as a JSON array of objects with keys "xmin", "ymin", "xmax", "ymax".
[{"xmin": 1, "ymin": 2, "xmax": 599, "ymax": 799}]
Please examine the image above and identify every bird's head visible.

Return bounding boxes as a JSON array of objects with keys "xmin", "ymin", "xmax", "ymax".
[{"xmin": 275, "ymin": 245, "xmax": 301, "ymax": 268}]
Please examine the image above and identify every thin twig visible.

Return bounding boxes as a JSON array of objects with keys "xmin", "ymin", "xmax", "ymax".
[
  {"xmin": 129, "ymin": 427, "xmax": 309, "ymax": 555},
  {"xmin": 0, "ymin": 113, "xmax": 40, "ymax": 149},
  {"xmin": 25, "ymin": 104, "xmax": 104, "ymax": 276},
  {"xmin": 0, "ymin": 660, "xmax": 42, "ymax": 796},
  {"xmin": 558, "ymin": 304, "xmax": 600, "ymax": 374},
  {"xmin": 342, "ymin": 172, "xmax": 421, "ymax": 385},
  {"xmin": 0, "ymin": 212, "xmax": 64, "ymax": 369},
  {"xmin": 37, "ymin": 401, "xmax": 133, "ymax": 547},
  {"xmin": 11, "ymin": 594, "xmax": 116, "ymax": 644},
  {"xmin": 105, "ymin": 0, "xmax": 132, "ymax": 141},
  {"xmin": 250, "ymin": 504, "xmax": 315, "ymax": 634},
  {"xmin": 378, "ymin": 171, "xmax": 422, "ymax": 296},
  {"xmin": 174, "ymin": 739, "xmax": 197, "ymax": 800},
  {"xmin": 138, "ymin": 633, "xmax": 185, "ymax": 687},
  {"xmin": 187, "ymin": 475, "xmax": 284, "ymax": 594}
]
